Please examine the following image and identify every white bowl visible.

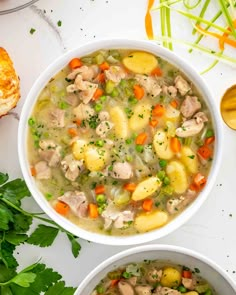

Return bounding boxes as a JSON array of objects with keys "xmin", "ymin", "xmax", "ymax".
[
  {"xmin": 18, "ymin": 39, "xmax": 223, "ymax": 246},
  {"xmin": 75, "ymin": 244, "xmax": 236, "ymax": 294}
]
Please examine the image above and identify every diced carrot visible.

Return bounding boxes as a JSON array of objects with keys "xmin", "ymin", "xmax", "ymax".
[
  {"xmin": 96, "ymin": 72, "xmax": 105, "ymax": 83},
  {"xmin": 152, "ymin": 104, "xmax": 165, "ymax": 117},
  {"xmin": 182, "ymin": 270, "xmax": 192, "ymax": 279},
  {"xmin": 151, "ymin": 67, "xmax": 163, "ymax": 76},
  {"xmin": 205, "ymin": 136, "xmax": 215, "ymax": 145},
  {"xmin": 111, "ymin": 279, "xmax": 120, "ymax": 287},
  {"xmin": 55, "ymin": 201, "xmax": 69, "ymax": 215},
  {"xmin": 189, "ymin": 183, "xmax": 198, "ymax": 191},
  {"xmin": 170, "ymin": 100, "xmax": 178, "ymax": 109},
  {"xmin": 142, "ymin": 198, "xmax": 153, "ymax": 211},
  {"xmin": 31, "ymin": 167, "xmax": 36, "ymax": 176},
  {"xmin": 135, "ymin": 132, "xmax": 148, "ymax": 145},
  {"xmin": 93, "ymin": 88, "xmax": 104, "ymax": 100},
  {"xmin": 99, "ymin": 62, "xmax": 110, "ymax": 71},
  {"xmin": 68, "ymin": 58, "xmax": 82, "ymax": 70},
  {"xmin": 123, "ymin": 183, "xmax": 137, "ymax": 192},
  {"xmin": 95, "ymin": 185, "xmax": 105, "ymax": 194},
  {"xmin": 193, "ymin": 173, "xmax": 207, "ymax": 190},
  {"xmin": 197, "ymin": 145, "xmax": 212, "ymax": 160},
  {"xmin": 75, "ymin": 119, "xmax": 81, "ymax": 126},
  {"xmin": 68, "ymin": 128, "xmax": 78, "ymax": 137},
  {"xmin": 149, "ymin": 119, "xmax": 158, "ymax": 127},
  {"xmin": 170, "ymin": 137, "xmax": 181, "ymax": 153},
  {"xmin": 88, "ymin": 203, "xmax": 99, "ymax": 218},
  {"xmin": 133, "ymin": 84, "xmax": 145, "ymax": 100}
]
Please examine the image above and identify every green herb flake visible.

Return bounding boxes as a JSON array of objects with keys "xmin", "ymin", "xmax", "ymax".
[{"xmin": 30, "ymin": 28, "xmax": 36, "ymax": 35}]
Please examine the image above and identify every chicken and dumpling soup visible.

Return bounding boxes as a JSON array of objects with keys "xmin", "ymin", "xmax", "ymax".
[
  {"xmin": 91, "ymin": 260, "xmax": 216, "ymax": 295},
  {"xmin": 28, "ymin": 49, "xmax": 215, "ymax": 236}
]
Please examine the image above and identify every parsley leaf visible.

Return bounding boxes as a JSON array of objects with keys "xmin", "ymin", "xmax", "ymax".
[
  {"xmin": 45, "ymin": 281, "xmax": 76, "ymax": 295},
  {"xmin": 67, "ymin": 234, "xmax": 81, "ymax": 258},
  {"xmin": 27, "ymin": 225, "xmax": 59, "ymax": 247},
  {"xmin": 0, "ymin": 203, "xmax": 14, "ymax": 230},
  {"xmin": 0, "ymin": 173, "xmax": 8, "ymax": 185},
  {"xmin": 0, "ymin": 241, "xmax": 18, "ymax": 268},
  {"xmin": 5, "ymin": 232, "xmax": 28, "ymax": 246}
]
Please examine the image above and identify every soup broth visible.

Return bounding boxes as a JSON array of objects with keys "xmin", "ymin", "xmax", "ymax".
[{"xmin": 28, "ymin": 49, "xmax": 215, "ymax": 236}]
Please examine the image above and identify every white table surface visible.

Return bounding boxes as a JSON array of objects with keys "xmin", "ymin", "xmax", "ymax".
[{"xmin": 0, "ymin": 0, "xmax": 236, "ymax": 289}]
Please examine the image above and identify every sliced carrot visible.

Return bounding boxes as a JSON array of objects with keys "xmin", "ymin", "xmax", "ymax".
[
  {"xmin": 99, "ymin": 62, "xmax": 110, "ymax": 71},
  {"xmin": 152, "ymin": 104, "xmax": 165, "ymax": 117},
  {"xmin": 88, "ymin": 203, "xmax": 99, "ymax": 218},
  {"xmin": 123, "ymin": 183, "xmax": 137, "ymax": 192},
  {"xmin": 135, "ymin": 132, "xmax": 148, "ymax": 145},
  {"xmin": 95, "ymin": 185, "xmax": 105, "ymax": 195},
  {"xmin": 149, "ymin": 119, "xmax": 158, "ymax": 127},
  {"xmin": 68, "ymin": 58, "xmax": 82, "ymax": 70},
  {"xmin": 93, "ymin": 88, "xmax": 104, "ymax": 100},
  {"xmin": 205, "ymin": 136, "xmax": 215, "ymax": 145},
  {"xmin": 55, "ymin": 201, "xmax": 69, "ymax": 215},
  {"xmin": 68, "ymin": 128, "xmax": 78, "ymax": 137},
  {"xmin": 193, "ymin": 172, "xmax": 207, "ymax": 190},
  {"xmin": 151, "ymin": 67, "xmax": 163, "ymax": 76},
  {"xmin": 96, "ymin": 72, "xmax": 105, "ymax": 83},
  {"xmin": 142, "ymin": 198, "xmax": 153, "ymax": 211},
  {"xmin": 75, "ymin": 119, "xmax": 81, "ymax": 126},
  {"xmin": 133, "ymin": 84, "xmax": 145, "ymax": 100},
  {"xmin": 31, "ymin": 167, "xmax": 36, "ymax": 176},
  {"xmin": 189, "ymin": 183, "xmax": 198, "ymax": 191},
  {"xmin": 170, "ymin": 137, "xmax": 181, "ymax": 153},
  {"xmin": 219, "ymin": 20, "xmax": 236, "ymax": 50},
  {"xmin": 197, "ymin": 145, "xmax": 212, "ymax": 160},
  {"xmin": 182, "ymin": 270, "xmax": 192, "ymax": 279},
  {"xmin": 170, "ymin": 100, "xmax": 178, "ymax": 109},
  {"xmin": 111, "ymin": 279, "xmax": 120, "ymax": 287},
  {"xmin": 145, "ymin": 0, "xmax": 155, "ymax": 39}
]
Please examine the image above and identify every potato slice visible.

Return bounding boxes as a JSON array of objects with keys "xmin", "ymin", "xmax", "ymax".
[
  {"xmin": 84, "ymin": 147, "xmax": 108, "ymax": 171},
  {"xmin": 166, "ymin": 161, "xmax": 188, "ymax": 194},
  {"xmin": 180, "ymin": 146, "xmax": 198, "ymax": 174},
  {"xmin": 122, "ymin": 51, "xmax": 158, "ymax": 74},
  {"xmin": 153, "ymin": 129, "xmax": 174, "ymax": 160},
  {"xmin": 134, "ymin": 210, "xmax": 168, "ymax": 232},
  {"xmin": 72, "ymin": 139, "xmax": 87, "ymax": 160},
  {"xmin": 185, "ymin": 293, "xmax": 199, "ymax": 295},
  {"xmin": 132, "ymin": 177, "xmax": 161, "ymax": 201},
  {"xmin": 165, "ymin": 104, "xmax": 180, "ymax": 122},
  {"xmin": 129, "ymin": 102, "xmax": 152, "ymax": 132},
  {"xmin": 110, "ymin": 106, "xmax": 129, "ymax": 139},
  {"xmin": 160, "ymin": 267, "xmax": 181, "ymax": 288}
]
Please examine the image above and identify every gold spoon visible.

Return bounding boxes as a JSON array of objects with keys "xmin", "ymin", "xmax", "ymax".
[{"xmin": 221, "ymin": 85, "xmax": 236, "ymax": 130}]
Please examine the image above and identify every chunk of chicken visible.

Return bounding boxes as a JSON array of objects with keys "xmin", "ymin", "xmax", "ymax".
[
  {"xmin": 166, "ymin": 190, "xmax": 197, "ymax": 214},
  {"xmin": 127, "ymin": 276, "xmax": 138, "ymax": 286},
  {"xmin": 61, "ymin": 154, "xmax": 84, "ymax": 182},
  {"xmin": 105, "ymin": 66, "xmax": 126, "ymax": 85},
  {"xmin": 135, "ymin": 285, "xmax": 152, "ymax": 295},
  {"xmin": 73, "ymin": 103, "xmax": 95, "ymax": 120},
  {"xmin": 98, "ymin": 111, "xmax": 110, "ymax": 121},
  {"xmin": 111, "ymin": 162, "xmax": 133, "ymax": 179},
  {"xmin": 135, "ymin": 74, "xmax": 161, "ymax": 97},
  {"xmin": 154, "ymin": 286, "xmax": 181, "ymax": 295},
  {"xmin": 175, "ymin": 112, "xmax": 208, "ymax": 137},
  {"xmin": 167, "ymin": 86, "xmax": 178, "ymax": 98},
  {"xmin": 38, "ymin": 140, "xmax": 61, "ymax": 167},
  {"xmin": 146, "ymin": 268, "xmax": 162, "ymax": 284},
  {"xmin": 75, "ymin": 75, "xmax": 98, "ymax": 104},
  {"xmin": 96, "ymin": 120, "xmax": 113, "ymax": 138},
  {"xmin": 118, "ymin": 281, "xmax": 134, "ymax": 295},
  {"xmin": 65, "ymin": 94, "xmax": 79, "ymax": 107},
  {"xmin": 67, "ymin": 65, "xmax": 99, "ymax": 81},
  {"xmin": 180, "ymin": 96, "xmax": 201, "ymax": 118},
  {"xmin": 58, "ymin": 191, "xmax": 88, "ymax": 218},
  {"xmin": 34, "ymin": 161, "xmax": 51, "ymax": 180},
  {"xmin": 182, "ymin": 277, "xmax": 196, "ymax": 290},
  {"xmin": 49, "ymin": 108, "xmax": 65, "ymax": 128},
  {"xmin": 175, "ymin": 75, "xmax": 191, "ymax": 96}
]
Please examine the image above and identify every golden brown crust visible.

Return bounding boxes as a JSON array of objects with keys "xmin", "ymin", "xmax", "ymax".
[{"xmin": 0, "ymin": 47, "xmax": 20, "ymax": 117}]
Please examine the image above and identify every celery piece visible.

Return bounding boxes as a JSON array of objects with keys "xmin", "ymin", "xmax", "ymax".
[
  {"xmin": 105, "ymin": 80, "xmax": 115, "ymax": 94},
  {"xmin": 95, "ymin": 53, "xmax": 105, "ymax": 65}
]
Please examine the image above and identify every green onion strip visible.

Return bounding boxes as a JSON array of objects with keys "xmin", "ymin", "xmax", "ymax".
[{"xmin": 192, "ymin": 0, "xmax": 211, "ymax": 34}]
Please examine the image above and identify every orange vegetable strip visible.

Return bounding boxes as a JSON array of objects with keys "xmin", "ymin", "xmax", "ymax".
[
  {"xmin": 151, "ymin": 67, "xmax": 163, "ymax": 76},
  {"xmin": 93, "ymin": 88, "xmax": 104, "ymax": 100},
  {"xmin": 197, "ymin": 145, "xmax": 212, "ymax": 159},
  {"xmin": 111, "ymin": 279, "xmax": 120, "ymax": 287},
  {"xmin": 68, "ymin": 128, "xmax": 78, "ymax": 137},
  {"xmin": 170, "ymin": 100, "xmax": 178, "ymax": 109},
  {"xmin": 68, "ymin": 58, "xmax": 82, "ymax": 70},
  {"xmin": 96, "ymin": 72, "xmax": 105, "ymax": 83},
  {"xmin": 135, "ymin": 132, "xmax": 148, "ymax": 145},
  {"xmin": 149, "ymin": 119, "xmax": 158, "ymax": 127},
  {"xmin": 145, "ymin": 0, "xmax": 155, "ymax": 40},
  {"xmin": 182, "ymin": 270, "xmax": 192, "ymax": 279},
  {"xmin": 205, "ymin": 136, "xmax": 215, "ymax": 145},
  {"xmin": 170, "ymin": 137, "xmax": 181, "ymax": 153},
  {"xmin": 31, "ymin": 167, "xmax": 36, "ymax": 176},
  {"xmin": 55, "ymin": 201, "xmax": 69, "ymax": 215},
  {"xmin": 133, "ymin": 84, "xmax": 145, "ymax": 100},
  {"xmin": 142, "ymin": 198, "xmax": 153, "ymax": 211},
  {"xmin": 123, "ymin": 183, "xmax": 137, "ymax": 192},
  {"xmin": 193, "ymin": 172, "xmax": 207, "ymax": 189},
  {"xmin": 88, "ymin": 203, "xmax": 99, "ymax": 218},
  {"xmin": 75, "ymin": 119, "xmax": 81, "ymax": 126},
  {"xmin": 219, "ymin": 20, "xmax": 236, "ymax": 50},
  {"xmin": 152, "ymin": 104, "xmax": 165, "ymax": 117},
  {"xmin": 95, "ymin": 185, "xmax": 105, "ymax": 194},
  {"xmin": 99, "ymin": 62, "xmax": 110, "ymax": 71}
]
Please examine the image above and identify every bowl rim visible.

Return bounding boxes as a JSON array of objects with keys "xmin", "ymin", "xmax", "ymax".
[
  {"xmin": 18, "ymin": 38, "xmax": 223, "ymax": 246},
  {"xmin": 75, "ymin": 244, "xmax": 236, "ymax": 294}
]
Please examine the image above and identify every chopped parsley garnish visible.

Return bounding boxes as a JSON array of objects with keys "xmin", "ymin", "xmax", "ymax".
[
  {"xmin": 57, "ymin": 20, "xmax": 62, "ymax": 27},
  {"xmin": 30, "ymin": 28, "xmax": 36, "ymax": 34}
]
